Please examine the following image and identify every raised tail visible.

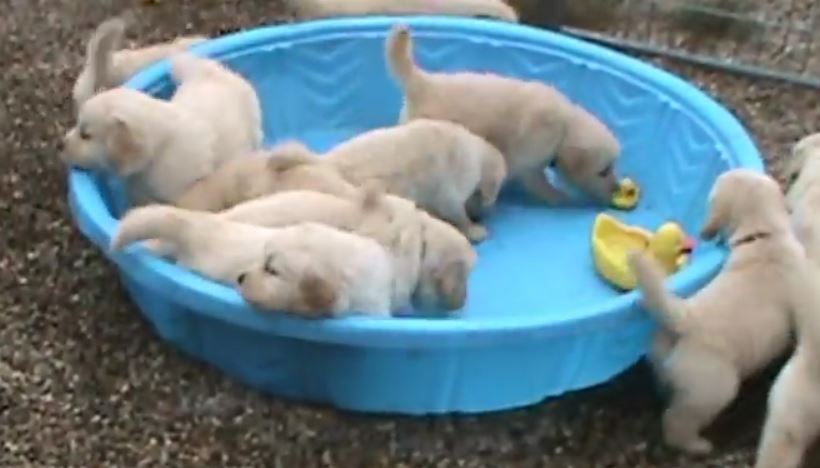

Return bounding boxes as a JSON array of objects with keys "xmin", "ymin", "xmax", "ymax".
[
  {"xmin": 75, "ymin": 17, "xmax": 126, "ymax": 103},
  {"xmin": 110, "ymin": 205, "xmax": 191, "ymax": 252},
  {"xmin": 385, "ymin": 24, "xmax": 424, "ymax": 95},
  {"xmin": 627, "ymin": 251, "xmax": 690, "ymax": 334}
]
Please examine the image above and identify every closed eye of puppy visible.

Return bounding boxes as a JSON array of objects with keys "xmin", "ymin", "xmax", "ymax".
[
  {"xmin": 627, "ymin": 169, "xmax": 807, "ymax": 456},
  {"xmin": 61, "ymin": 53, "xmax": 262, "ymax": 206},
  {"xmin": 221, "ymin": 186, "xmax": 477, "ymax": 314},
  {"xmin": 175, "ymin": 140, "xmax": 358, "ymax": 211},
  {"xmin": 384, "ymin": 24, "xmax": 621, "ymax": 205},
  {"xmin": 110, "ymin": 205, "xmax": 394, "ymax": 317},
  {"xmin": 284, "ymin": 0, "xmax": 518, "ymax": 22},
  {"xmin": 73, "ymin": 17, "xmax": 207, "ymax": 110},
  {"xmin": 322, "ymin": 119, "xmax": 507, "ymax": 242}
]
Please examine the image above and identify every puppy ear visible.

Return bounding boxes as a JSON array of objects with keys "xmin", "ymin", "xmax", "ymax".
[
  {"xmin": 700, "ymin": 186, "xmax": 727, "ymax": 240},
  {"xmin": 435, "ymin": 261, "xmax": 468, "ymax": 311},
  {"xmin": 106, "ymin": 115, "xmax": 144, "ymax": 176},
  {"xmin": 266, "ymin": 140, "xmax": 316, "ymax": 173},
  {"xmin": 298, "ymin": 271, "xmax": 339, "ymax": 317}
]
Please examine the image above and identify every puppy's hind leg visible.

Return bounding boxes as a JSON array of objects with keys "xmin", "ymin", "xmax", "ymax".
[
  {"xmin": 519, "ymin": 167, "xmax": 567, "ymax": 205},
  {"xmin": 755, "ymin": 358, "xmax": 820, "ymax": 468},
  {"xmin": 661, "ymin": 342, "xmax": 741, "ymax": 455}
]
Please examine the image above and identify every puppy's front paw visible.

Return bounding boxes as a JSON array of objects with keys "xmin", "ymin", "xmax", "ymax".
[{"xmin": 464, "ymin": 224, "xmax": 488, "ymax": 243}]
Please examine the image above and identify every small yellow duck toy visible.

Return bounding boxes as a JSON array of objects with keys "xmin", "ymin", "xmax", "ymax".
[
  {"xmin": 611, "ymin": 178, "xmax": 640, "ymax": 210},
  {"xmin": 592, "ymin": 213, "xmax": 695, "ymax": 291}
]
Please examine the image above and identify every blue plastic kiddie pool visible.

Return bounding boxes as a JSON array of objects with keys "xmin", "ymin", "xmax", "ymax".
[{"xmin": 68, "ymin": 17, "xmax": 763, "ymax": 414}]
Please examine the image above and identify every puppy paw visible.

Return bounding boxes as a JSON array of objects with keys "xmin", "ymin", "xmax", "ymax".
[
  {"xmin": 670, "ymin": 437, "xmax": 713, "ymax": 456},
  {"xmin": 464, "ymin": 224, "xmax": 488, "ymax": 243}
]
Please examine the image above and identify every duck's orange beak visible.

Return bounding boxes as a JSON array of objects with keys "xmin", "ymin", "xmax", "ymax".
[{"xmin": 680, "ymin": 237, "xmax": 696, "ymax": 255}]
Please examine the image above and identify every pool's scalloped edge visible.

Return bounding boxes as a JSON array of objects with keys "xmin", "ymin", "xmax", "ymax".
[{"xmin": 69, "ymin": 17, "xmax": 762, "ymax": 349}]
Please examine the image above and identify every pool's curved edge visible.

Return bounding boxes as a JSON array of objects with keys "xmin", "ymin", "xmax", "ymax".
[{"xmin": 70, "ymin": 17, "xmax": 751, "ymax": 349}]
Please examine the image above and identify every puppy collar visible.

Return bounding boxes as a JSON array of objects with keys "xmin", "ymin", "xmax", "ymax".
[{"xmin": 730, "ymin": 231, "xmax": 771, "ymax": 248}]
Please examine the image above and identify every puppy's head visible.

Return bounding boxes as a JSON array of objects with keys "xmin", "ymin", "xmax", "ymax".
[
  {"xmin": 413, "ymin": 216, "xmax": 478, "ymax": 313},
  {"xmin": 237, "ymin": 243, "xmax": 341, "ymax": 318},
  {"xmin": 555, "ymin": 106, "xmax": 621, "ymax": 204},
  {"xmin": 700, "ymin": 169, "xmax": 788, "ymax": 243},
  {"xmin": 60, "ymin": 88, "xmax": 153, "ymax": 176}
]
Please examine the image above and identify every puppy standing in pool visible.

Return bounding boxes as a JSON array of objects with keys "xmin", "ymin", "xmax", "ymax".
[
  {"xmin": 627, "ymin": 169, "xmax": 812, "ymax": 455},
  {"xmin": 384, "ymin": 24, "xmax": 621, "ymax": 206},
  {"xmin": 321, "ymin": 119, "xmax": 507, "ymax": 242},
  {"xmin": 73, "ymin": 17, "xmax": 207, "ymax": 110},
  {"xmin": 61, "ymin": 53, "xmax": 263, "ymax": 206},
  {"xmin": 111, "ymin": 205, "xmax": 395, "ymax": 318}
]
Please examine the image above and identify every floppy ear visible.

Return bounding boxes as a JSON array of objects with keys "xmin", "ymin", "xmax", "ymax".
[
  {"xmin": 700, "ymin": 186, "xmax": 727, "ymax": 240},
  {"xmin": 298, "ymin": 271, "xmax": 339, "ymax": 317},
  {"xmin": 435, "ymin": 261, "xmax": 468, "ymax": 311},
  {"xmin": 106, "ymin": 115, "xmax": 144, "ymax": 176},
  {"xmin": 266, "ymin": 140, "xmax": 316, "ymax": 173}
]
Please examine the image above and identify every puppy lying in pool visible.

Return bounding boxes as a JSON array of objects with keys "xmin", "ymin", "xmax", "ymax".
[
  {"xmin": 627, "ymin": 169, "xmax": 811, "ymax": 455},
  {"xmin": 321, "ymin": 119, "xmax": 507, "ymax": 242},
  {"xmin": 285, "ymin": 0, "xmax": 518, "ymax": 22},
  {"xmin": 61, "ymin": 53, "xmax": 262, "ymax": 206},
  {"xmin": 111, "ymin": 205, "xmax": 394, "ymax": 318},
  {"xmin": 73, "ymin": 17, "xmax": 206, "ymax": 110},
  {"xmin": 174, "ymin": 140, "xmax": 358, "ymax": 211},
  {"xmin": 385, "ymin": 24, "xmax": 621, "ymax": 206},
  {"xmin": 221, "ymin": 187, "xmax": 477, "ymax": 313}
]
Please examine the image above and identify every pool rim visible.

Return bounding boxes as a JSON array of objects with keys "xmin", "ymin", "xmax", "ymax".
[{"xmin": 67, "ymin": 16, "xmax": 764, "ymax": 349}]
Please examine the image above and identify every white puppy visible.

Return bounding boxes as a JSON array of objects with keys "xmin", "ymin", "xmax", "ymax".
[
  {"xmin": 385, "ymin": 24, "xmax": 621, "ymax": 205},
  {"xmin": 285, "ymin": 0, "xmax": 518, "ymax": 21},
  {"xmin": 627, "ymin": 169, "xmax": 808, "ymax": 455},
  {"xmin": 73, "ymin": 17, "xmax": 207, "ymax": 110},
  {"xmin": 175, "ymin": 141, "xmax": 358, "ymax": 211},
  {"xmin": 322, "ymin": 119, "xmax": 507, "ymax": 242},
  {"xmin": 111, "ymin": 205, "xmax": 394, "ymax": 318},
  {"xmin": 222, "ymin": 188, "xmax": 477, "ymax": 313},
  {"xmin": 61, "ymin": 53, "xmax": 263, "ymax": 206}
]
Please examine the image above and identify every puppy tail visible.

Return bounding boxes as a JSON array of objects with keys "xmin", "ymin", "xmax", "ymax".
[
  {"xmin": 627, "ymin": 251, "xmax": 690, "ymax": 334},
  {"xmin": 84, "ymin": 17, "xmax": 126, "ymax": 93},
  {"xmin": 110, "ymin": 204, "xmax": 190, "ymax": 252},
  {"xmin": 385, "ymin": 24, "xmax": 425, "ymax": 96},
  {"xmin": 265, "ymin": 141, "xmax": 318, "ymax": 173}
]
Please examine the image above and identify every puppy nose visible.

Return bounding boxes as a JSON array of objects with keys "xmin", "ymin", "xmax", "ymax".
[
  {"xmin": 237, "ymin": 273, "xmax": 247, "ymax": 285},
  {"xmin": 56, "ymin": 139, "xmax": 65, "ymax": 153}
]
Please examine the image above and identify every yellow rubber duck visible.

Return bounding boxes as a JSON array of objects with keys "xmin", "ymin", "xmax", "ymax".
[
  {"xmin": 592, "ymin": 213, "xmax": 694, "ymax": 291},
  {"xmin": 611, "ymin": 178, "xmax": 640, "ymax": 210}
]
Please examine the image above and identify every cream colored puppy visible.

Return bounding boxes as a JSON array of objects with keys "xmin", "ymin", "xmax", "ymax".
[
  {"xmin": 111, "ymin": 205, "xmax": 394, "ymax": 317},
  {"xmin": 175, "ymin": 140, "xmax": 358, "ymax": 211},
  {"xmin": 754, "ymin": 278, "xmax": 820, "ymax": 468},
  {"xmin": 627, "ymin": 169, "xmax": 808, "ymax": 455},
  {"xmin": 385, "ymin": 24, "xmax": 621, "ymax": 205},
  {"xmin": 73, "ymin": 17, "xmax": 207, "ymax": 110},
  {"xmin": 222, "ymin": 188, "xmax": 477, "ymax": 313},
  {"xmin": 785, "ymin": 132, "xmax": 820, "ymax": 211},
  {"xmin": 285, "ymin": 0, "xmax": 518, "ymax": 21},
  {"xmin": 61, "ymin": 53, "xmax": 263, "ymax": 206},
  {"xmin": 322, "ymin": 119, "xmax": 507, "ymax": 242}
]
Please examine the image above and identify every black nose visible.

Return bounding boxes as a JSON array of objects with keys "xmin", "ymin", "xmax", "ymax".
[
  {"xmin": 56, "ymin": 139, "xmax": 65, "ymax": 152},
  {"xmin": 237, "ymin": 273, "xmax": 246, "ymax": 285}
]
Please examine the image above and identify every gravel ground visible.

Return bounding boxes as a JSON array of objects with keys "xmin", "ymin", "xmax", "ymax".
[{"xmin": 2, "ymin": 0, "xmax": 820, "ymax": 467}]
